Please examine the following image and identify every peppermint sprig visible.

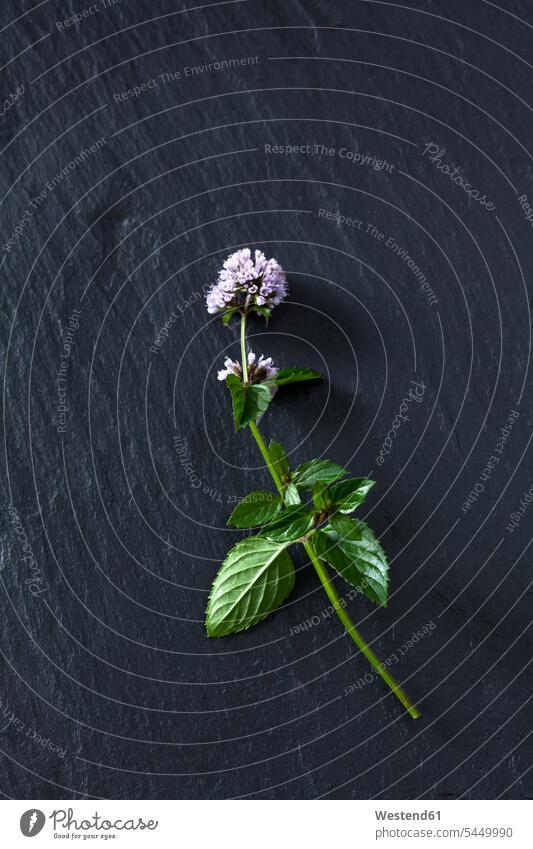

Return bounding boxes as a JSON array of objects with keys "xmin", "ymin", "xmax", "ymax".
[{"xmin": 203, "ymin": 249, "xmax": 420, "ymax": 719}]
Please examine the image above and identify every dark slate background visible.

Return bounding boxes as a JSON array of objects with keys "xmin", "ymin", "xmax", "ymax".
[{"xmin": 1, "ymin": 0, "xmax": 532, "ymax": 800}]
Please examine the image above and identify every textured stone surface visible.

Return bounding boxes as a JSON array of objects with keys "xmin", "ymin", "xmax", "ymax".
[{"xmin": 0, "ymin": 0, "xmax": 532, "ymax": 799}]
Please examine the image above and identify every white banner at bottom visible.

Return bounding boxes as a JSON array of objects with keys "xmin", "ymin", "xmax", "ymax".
[{"xmin": 1, "ymin": 799, "xmax": 531, "ymax": 848}]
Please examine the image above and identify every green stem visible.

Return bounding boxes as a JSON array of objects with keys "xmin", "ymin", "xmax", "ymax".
[
  {"xmin": 240, "ymin": 310, "xmax": 249, "ymax": 383},
  {"xmin": 249, "ymin": 421, "xmax": 284, "ymax": 493},
  {"xmin": 304, "ymin": 536, "xmax": 421, "ymax": 719},
  {"xmin": 240, "ymin": 314, "xmax": 420, "ymax": 719}
]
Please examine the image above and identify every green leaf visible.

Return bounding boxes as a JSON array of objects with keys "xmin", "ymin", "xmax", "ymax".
[
  {"xmin": 292, "ymin": 458, "xmax": 348, "ymax": 489},
  {"xmin": 227, "ymin": 491, "xmax": 282, "ymax": 528},
  {"xmin": 252, "ymin": 305, "xmax": 272, "ymax": 321},
  {"xmin": 268, "ymin": 439, "xmax": 289, "ymax": 481},
  {"xmin": 226, "ymin": 375, "xmax": 272, "ymax": 430},
  {"xmin": 327, "ymin": 478, "xmax": 375, "ymax": 513},
  {"xmin": 226, "ymin": 374, "xmax": 244, "ymax": 425},
  {"xmin": 315, "ymin": 516, "xmax": 388, "ymax": 605},
  {"xmin": 206, "ymin": 537, "xmax": 295, "ymax": 636},
  {"xmin": 283, "ymin": 482, "xmax": 301, "ymax": 506},
  {"xmin": 312, "ymin": 482, "xmax": 328, "ymax": 510},
  {"xmin": 221, "ymin": 309, "xmax": 239, "ymax": 326},
  {"xmin": 271, "ymin": 367, "xmax": 323, "ymax": 386},
  {"xmin": 259, "ymin": 506, "xmax": 315, "ymax": 543}
]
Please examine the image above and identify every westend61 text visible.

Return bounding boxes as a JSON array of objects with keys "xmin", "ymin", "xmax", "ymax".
[{"xmin": 375, "ymin": 810, "xmax": 441, "ymax": 821}]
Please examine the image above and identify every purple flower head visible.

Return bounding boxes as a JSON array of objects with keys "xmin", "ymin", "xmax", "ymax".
[
  {"xmin": 217, "ymin": 351, "xmax": 278, "ymax": 384},
  {"xmin": 206, "ymin": 248, "xmax": 288, "ymax": 316}
]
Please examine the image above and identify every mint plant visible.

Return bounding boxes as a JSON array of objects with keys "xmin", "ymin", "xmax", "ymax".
[{"xmin": 204, "ymin": 249, "xmax": 420, "ymax": 719}]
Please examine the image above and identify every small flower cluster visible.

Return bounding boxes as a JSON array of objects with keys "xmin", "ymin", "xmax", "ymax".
[
  {"xmin": 206, "ymin": 248, "xmax": 288, "ymax": 315},
  {"xmin": 217, "ymin": 351, "xmax": 278, "ymax": 384}
]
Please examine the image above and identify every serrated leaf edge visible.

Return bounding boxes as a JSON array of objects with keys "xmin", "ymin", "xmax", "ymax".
[{"xmin": 206, "ymin": 539, "xmax": 293, "ymax": 636}]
